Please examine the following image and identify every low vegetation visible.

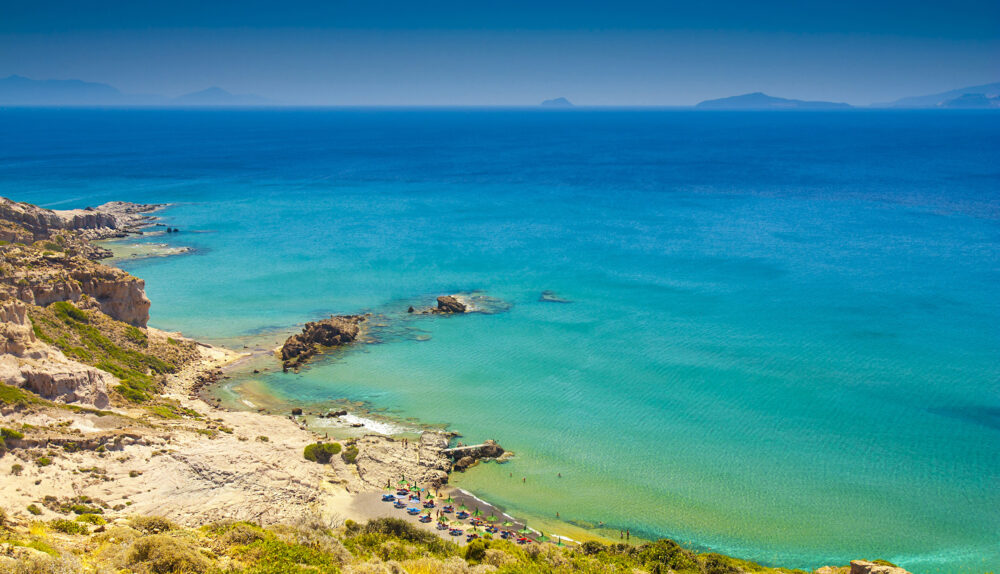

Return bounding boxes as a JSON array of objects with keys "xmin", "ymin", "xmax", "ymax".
[
  {"xmin": 303, "ymin": 441, "xmax": 341, "ymax": 463},
  {"xmin": 0, "ymin": 516, "xmax": 822, "ymax": 574},
  {"xmin": 29, "ymin": 301, "xmax": 179, "ymax": 402}
]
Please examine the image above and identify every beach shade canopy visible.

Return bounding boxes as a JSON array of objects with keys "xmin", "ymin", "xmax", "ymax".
[
  {"xmin": 472, "ymin": 508, "xmax": 484, "ymax": 517},
  {"xmin": 502, "ymin": 521, "xmax": 514, "ymax": 527}
]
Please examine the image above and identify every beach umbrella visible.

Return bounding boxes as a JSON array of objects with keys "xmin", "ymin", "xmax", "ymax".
[
  {"xmin": 535, "ymin": 534, "xmax": 549, "ymax": 542},
  {"xmin": 425, "ymin": 492, "xmax": 435, "ymax": 500},
  {"xmin": 502, "ymin": 521, "xmax": 514, "ymax": 527},
  {"xmin": 485, "ymin": 515, "xmax": 497, "ymax": 522},
  {"xmin": 438, "ymin": 516, "xmax": 449, "ymax": 523},
  {"xmin": 554, "ymin": 535, "xmax": 564, "ymax": 546},
  {"xmin": 443, "ymin": 495, "xmax": 455, "ymax": 503},
  {"xmin": 458, "ymin": 503, "xmax": 468, "ymax": 511},
  {"xmin": 518, "ymin": 526, "xmax": 532, "ymax": 535},
  {"xmin": 397, "ymin": 479, "xmax": 409, "ymax": 486},
  {"xmin": 472, "ymin": 507, "xmax": 483, "ymax": 517}
]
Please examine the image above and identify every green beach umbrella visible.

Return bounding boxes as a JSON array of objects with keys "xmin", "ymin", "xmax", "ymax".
[
  {"xmin": 502, "ymin": 521, "xmax": 514, "ymax": 527},
  {"xmin": 472, "ymin": 507, "xmax": 483, "ymax": 517},
  {"xmin": 458, "ymin": 503, "xmax": 468, "ymax": 511},
  {"xmin": 485, "ymin": 515, "xmax": 497, "ymax": 522},
  {"xmin": 397, "ymin": 479, "xmax": 409, "ymax": 486},
  {"xmin": 535, "ymin": 534, "xmax": 549, "ymax": 542},
  {"xmin": 438, "ymin": 516, "xmax": 449, "ymax": 523},
  {"xmin": 518, "ymin": 526, "xmax": 532, "ymax": 535},
  {"xmin": 443, "ymin": 495, "xmax": 455, "ymax": 503},
  {"xmin": 425, "ymin": 493, "xmax": 435, "ymax": 500}
]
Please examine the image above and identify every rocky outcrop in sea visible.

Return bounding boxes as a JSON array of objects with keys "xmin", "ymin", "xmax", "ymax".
[{"xmin": 279, "ymin": 314, "xmax": 368, "ymax": 370}]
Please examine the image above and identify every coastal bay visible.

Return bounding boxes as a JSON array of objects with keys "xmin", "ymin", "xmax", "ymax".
[{"xmin": 2, "ymin": 108, "xmax": 998, "ymax": 573}]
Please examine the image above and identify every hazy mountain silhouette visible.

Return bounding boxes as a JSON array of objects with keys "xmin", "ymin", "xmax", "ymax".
[
  {"xmin": 172, "ymin": 87, "xmax": 272, "ymax": 106},
  {"xmin": 880, "ymin": 82, "xmax": 1000, "ymax": 108},
  {"xmin": 0, "ymin": 75, "xmax": 270, "ymax": 106},
  {"xmin": 541, "ymin": 97, "xmax": 573, "ymax": 107},
  {"xmin": 695, "ymin": 92, "xmax": 851, "ymax": 110}
]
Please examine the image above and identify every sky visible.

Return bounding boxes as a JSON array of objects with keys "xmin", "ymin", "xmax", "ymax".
[{"xmin": 0, "ymin": 0, "xmax": 997, "ymax": 105}]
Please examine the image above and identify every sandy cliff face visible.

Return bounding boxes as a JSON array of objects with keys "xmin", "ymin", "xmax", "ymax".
[
  {"xmin": 2, "ymin": 248, "xmax": 151, "ymax": 327},
  {"xmin": 0, "ymin": 300, "xmax": 113, "ymax": 407}
]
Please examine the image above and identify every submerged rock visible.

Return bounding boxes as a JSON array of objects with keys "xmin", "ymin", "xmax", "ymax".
[
  {"xmin": 279, "ymin": 314, "xmax": 367, "ymax": 370},
  {"xmin": 539, "ymin": 290, "xmax": 571, "ymax": 303}
]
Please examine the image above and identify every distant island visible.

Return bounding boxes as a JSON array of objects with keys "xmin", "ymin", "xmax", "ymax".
[
  {"xmin": 879, "ymin": 81, "xmax": 1000, "ymax": 108},
  {"xmin": 541, "ymin": 97, "xmax": 573, "ymax": 107},
  {"xmin": 0, "ymin": 75, "xmax": 272, "ymax": 106},
  {"xmin": 695, "ymin": 92, "xmax": 851, "ymax": 110}
]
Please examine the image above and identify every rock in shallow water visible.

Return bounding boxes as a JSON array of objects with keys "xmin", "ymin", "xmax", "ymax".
[{"xmin": 279, "ymin": 314, "xmax": 367, "ymax": 370}]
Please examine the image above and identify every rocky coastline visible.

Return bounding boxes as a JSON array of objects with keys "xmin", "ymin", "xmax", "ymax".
[{"xmin": 0, "ymin": 196, "xmax": 914, "ymax": 574}]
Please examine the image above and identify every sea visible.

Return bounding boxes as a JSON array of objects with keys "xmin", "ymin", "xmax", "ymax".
[{"xmin": 1, "ymin": 108, "xmax": 997, "ymax": 573}]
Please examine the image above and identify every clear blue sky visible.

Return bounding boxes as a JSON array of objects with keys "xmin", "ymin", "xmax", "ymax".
[{"xmin": 1, "ymin": 0, "xmax": 997, "ymax": 105}]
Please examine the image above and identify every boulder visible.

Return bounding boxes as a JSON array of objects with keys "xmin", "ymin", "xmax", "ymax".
[
  {"xmin": 453, "ymin": 456, "xmax": 476, "ymax": 472},
  {"xmin": 291, "ymin": 408, "xmax": 303, "ymax": 416},
  {"xmin": 435, "ymin": 296, "xmax": 466, "ymax": 314},
  {"xmin": 479, "ymin": 439, "xmax": 505, "ymax": 458}
]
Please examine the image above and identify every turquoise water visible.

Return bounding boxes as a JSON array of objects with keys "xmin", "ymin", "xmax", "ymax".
[{"xmin": 3, "ymin": 109, "xmax": 998, "ymax": 572}]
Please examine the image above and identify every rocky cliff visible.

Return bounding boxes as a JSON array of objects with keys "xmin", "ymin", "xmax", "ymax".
[
  {"xmin": 0, "ymin": 300, "xmax": 113, "ymax": 407},
  {"xmin": 0, "ymin": 243, "xmax": 151, "ymax": 326},
  {"xmin": 0, "ymin": 196, "xmax": 161, "ymax": 242}
]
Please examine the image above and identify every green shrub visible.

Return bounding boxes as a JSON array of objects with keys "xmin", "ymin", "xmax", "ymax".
[
  {"xmin": 127, "ymin": 534, "xmax": 210, "ymax": 574},
  {"xmin": 69, "ymin": 503, "xmax": 102, "ymax": 515},
  {"xmin": 129, "ymin": 515, "xmax": 177, "ymax": 534},
  {"xmin": 465, "ymin": 538, "xmax": 487, "ymax": 563},
  {"xmin": 124, "ymin": 325, "xmax": 148, "ymax": 346},
  {"xmin": 1, "ymin": 427, "xmax": 24, "ymax": 440},
  {"xmin": 11, "ymin": 463, "xmax": 24, "ymax": 476},
  {"xmin": 50, "ymin": 301, "xmax": 88, "ymax": 323},
  {"xmin": 27, "ymin": 504, "xmax": 42, "ymax": 515},
  {"xmin": 36, "ymin": 456, "xmax": 52, "ymax": 467},
  {"xmin": 303, "ymin": 442, "xmax": 341, "ymax": 463},
  {"xmin": 216, "ymin": 522, "xmax": 265, "ymax": 547},
  {"xmin": 256, "ymin": 435, "xmax": 269, "ymax": 442},
  {"xmin": 76, "ymin": 513, "xmax": 107, "ymax": 525},
  {"xmin": 638, "ymin": 539, "xmax": 701, "ymax": 573},
  {"xmin": 341, "ymin": 444, "xmax": 359, "ymax": 464},
  {"xmin": 49, "ymin": 518, "xmax": 89, "ymax": 535}
]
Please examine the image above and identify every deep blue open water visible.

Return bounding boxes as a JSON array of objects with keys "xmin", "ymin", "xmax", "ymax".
[{"xmin": 2, "ymin": 108, "xmax": 998, "ymax": 572}]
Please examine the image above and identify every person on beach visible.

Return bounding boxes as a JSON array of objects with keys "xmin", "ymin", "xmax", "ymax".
[
  {"xmin": 626, "ymin": 529, "xmax": 630, "ymax": 541},
  {"xmin": 522, "ymin": 477, "xmax": 526, "ymax": 483}
]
